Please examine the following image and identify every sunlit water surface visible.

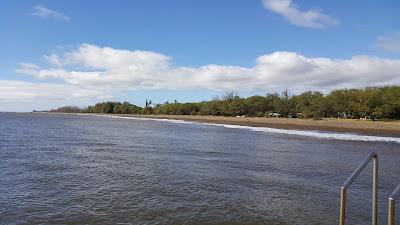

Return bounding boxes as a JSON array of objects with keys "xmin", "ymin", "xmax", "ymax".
[{"xmin": 1, "ymin": 113, "xmax": 399, "ymax": 225}]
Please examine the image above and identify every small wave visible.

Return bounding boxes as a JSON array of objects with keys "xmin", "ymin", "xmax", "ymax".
[
  {"xmin": 214, "ymin": 124, "xmax": 400, "ymax": 143},
  {"xmin": 77, "ymin": 114, "xmax": 400, "ymax": 144}
]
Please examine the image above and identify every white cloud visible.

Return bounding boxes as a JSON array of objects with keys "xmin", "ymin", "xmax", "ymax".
[
  {"xmin": 43, "ymin": 54, "xmax": 62, "ymax": 66},
  {"xmin": 376, "ymin": 32, "xmax": 400, "ymax": 53},
  {"xmin": 15, "ymin": 63, "xmax": 40, "ymax": 75},
  {"xmin": 0, "ymin": 80, "xmax": 99, "ymax": 102},
  {"xmin": 2, "ymin": 43, "xmax": 400, "ymax": 111},
  {"xmin": 262, "ymin": 0, "xmax": 338, "ymax": 28},
  {"xmin": 0, "ymin": 80, "xmax": 103, "ymax": 111},
  {"xmin": 32, "ymin": 5, "xmax": 70, "ymax": 21}
]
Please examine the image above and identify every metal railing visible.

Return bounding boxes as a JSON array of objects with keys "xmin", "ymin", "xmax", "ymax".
[
  {"xmin": 388, "ymin": 182, "xmax": 400, "ymax": 225},
  {"xmin": 339, "ymin": 152, "xmax": 378, "ymax": 225}
]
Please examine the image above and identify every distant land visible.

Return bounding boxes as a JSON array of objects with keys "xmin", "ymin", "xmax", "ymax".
[{"xmin": 40, "ymin": 86, "xmax": 400, "ymax": 137}]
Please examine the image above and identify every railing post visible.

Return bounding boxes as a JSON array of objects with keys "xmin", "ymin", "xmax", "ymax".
[
  {"xmin": 372, "ymin": 156, "xmax": 378, "ymax": 225},
  {"xmin": 388, "ymin": 198, "xmax": 395, "ymax": 225},
  {"xmin": 339, "ymin": 187, "xmax": 346, "ymax": 225},
  {"xmin": 388, "ymin": 182, "xmax": 400, "ymax": 225}
]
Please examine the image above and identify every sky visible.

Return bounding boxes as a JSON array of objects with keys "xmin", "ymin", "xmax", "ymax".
[{"xmin": 1, "ymin": 0, "xmax": 400, "ymax": 112}]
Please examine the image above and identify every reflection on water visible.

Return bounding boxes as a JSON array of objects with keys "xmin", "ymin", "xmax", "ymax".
[{"xmin": 0, "ymin": 113, "xmax": 399, "ymax": 225}]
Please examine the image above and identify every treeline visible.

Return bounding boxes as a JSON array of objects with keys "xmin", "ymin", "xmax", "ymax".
[
  {"xmin": 51, "ymin": 86, "xmax": 400, "ymax": 120},
  {"xmin": 51, "ymin": 102, "xmax": 142, "ymax": 114},
  {"xmin": 50, "ymin": 106, "xmax": 82, "ymax": 113},
  {"xmin": 85, "ymin": 102, "xmax": 142, "ymax": 114}
]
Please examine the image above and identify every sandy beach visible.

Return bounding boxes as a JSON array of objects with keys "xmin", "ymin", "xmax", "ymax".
[{"xmin": 127, "ymin": 114, "xmax": 400, "ymax": 137}]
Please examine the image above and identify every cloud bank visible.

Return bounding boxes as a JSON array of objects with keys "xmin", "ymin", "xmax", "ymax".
[
  {"xmin": 1, "ymin": 43, "xmax": 400, "ymax": 111},
  {"xmin": 262, "ymin": 0, "xmax": 337, "ymax": 28},
  {"xmin": 32, "ymin": 5, "xmax": 70, "ymax": 21}
]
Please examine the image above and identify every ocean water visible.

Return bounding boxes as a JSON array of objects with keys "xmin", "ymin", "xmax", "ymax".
[{"xmin": 1, "ymin": 113, "xmax": 399, "ymax": 225}]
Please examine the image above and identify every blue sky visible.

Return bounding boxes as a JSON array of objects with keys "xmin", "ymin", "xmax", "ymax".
[{"xmin": 1, "ymin": 0, "xmax": 400, "ymax": 111}]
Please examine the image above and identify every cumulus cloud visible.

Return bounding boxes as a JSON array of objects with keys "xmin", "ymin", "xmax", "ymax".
[
  {"xmin": 262, "ymin": 0, "xmax": 338, "ymax": 28},
  {"xmin": 32, "ymin": 5, "xmax": 70, "ymax": 21},
  {"xmin": 19, "ymin": 44, "xmax": 400, "ymax": 91},
  {"xmin": 3, "ymin": 43, "xmax": 400, "ymax": 111},
  {"xmin": 376, "ymin": 32, "xmax": 400, "ymax": 53}
]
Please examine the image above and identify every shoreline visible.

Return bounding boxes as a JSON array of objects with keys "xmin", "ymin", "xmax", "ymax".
[
  {"xmin": 42, "ymin": 112, "xmax": 400, "ymax": 138},
  {"xmin": 132, "ymin": 115, "xmax": 400, "ymax": 138}
]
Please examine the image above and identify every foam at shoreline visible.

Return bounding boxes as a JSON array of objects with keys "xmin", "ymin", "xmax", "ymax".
[{"xmin": 77, "ymin": 114, "xmax": 400, "ymax": 144}]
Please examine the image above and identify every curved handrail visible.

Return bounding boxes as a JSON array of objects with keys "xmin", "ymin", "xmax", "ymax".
[
  {"xmin": 388, "ymin": 182, "xmax": 400, "ymax": 225},
  {"xmin": 339, "ymin": 152, "xmax": 378, "ymax": 225}
]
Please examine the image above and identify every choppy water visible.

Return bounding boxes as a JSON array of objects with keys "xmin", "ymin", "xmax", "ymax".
[{"xmin": 1, "ymin": 113, "xmax": 399, "ymax": 225}]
